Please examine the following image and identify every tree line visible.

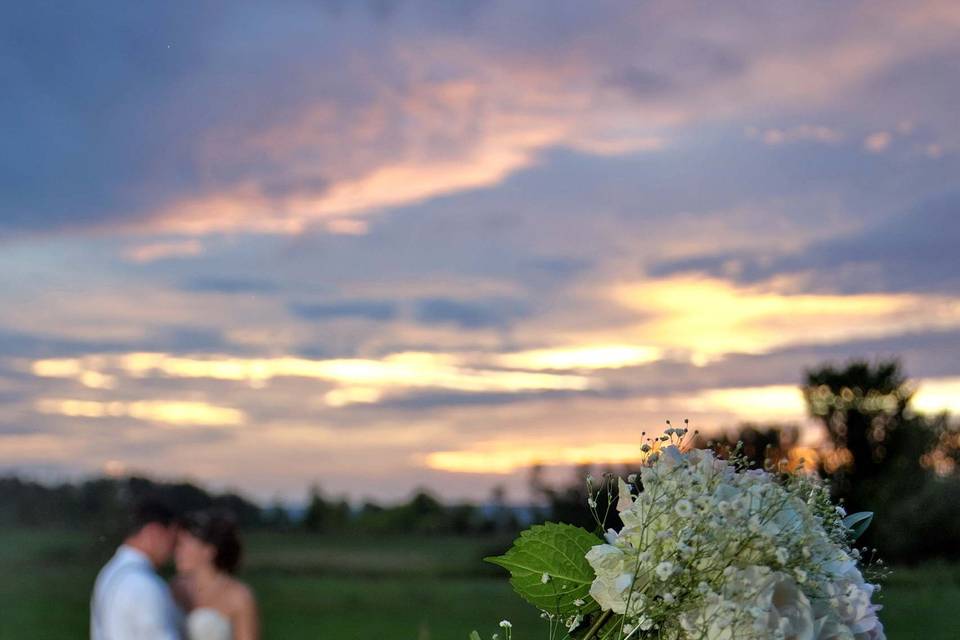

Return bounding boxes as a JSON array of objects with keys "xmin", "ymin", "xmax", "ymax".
[
  {"xmin": 2, "ymin": 359, "xmax": 957, "ymax": 562},
  {"xmin": 0, "ymin": 475, "xmax": 262, "ymax": 533},
  {"xmin": 0, "ymin": 472, "xmax": 520, "ymax": 537}
]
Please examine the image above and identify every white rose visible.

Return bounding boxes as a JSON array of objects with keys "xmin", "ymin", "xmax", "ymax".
[{"xmin": 767, "ymin": 572, "xmax": 815, "ymax": 640}]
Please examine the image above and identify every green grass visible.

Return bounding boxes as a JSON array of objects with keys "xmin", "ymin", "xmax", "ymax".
[
  {"xmin": 0, "ymin": 527, "xmax": 956, "ymax": 639},
  {"xmin": 879, "ymin": 563, "xmax": 960, "ymax": 639}
]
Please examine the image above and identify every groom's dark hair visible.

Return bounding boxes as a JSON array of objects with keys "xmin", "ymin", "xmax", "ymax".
[{"xmin": 127, "ymin": 497, "xmax": 177, "ymax": 537}]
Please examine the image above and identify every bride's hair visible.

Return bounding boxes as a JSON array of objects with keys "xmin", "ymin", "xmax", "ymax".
[{"xmin": 182, "ymin": 510, "xmax": 243, "ymax": 574}]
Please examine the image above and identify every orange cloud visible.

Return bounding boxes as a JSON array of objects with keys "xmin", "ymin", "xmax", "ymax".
[
  {"xmin": 493, "ymin": 344, "xmax": 663, "ymax": 371},
  {"xmin": 613, "ymin": 275, "xmax": 960, "ymax": 363},
  {"xmin": 31, "ymin": 351, "xmax": 595, "ymax": 407},
  {"xmin": 34, "ymin": 398, "xmax": 246, "ymax": 427},
  {"xmin": 425, "ymin": 441, "xmax": 651, "ymax": 474}
]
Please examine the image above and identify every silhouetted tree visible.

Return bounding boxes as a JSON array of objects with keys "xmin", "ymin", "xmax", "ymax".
[
  {"xmin": 485, "ymin": 485, "xmax": 520, "ymax": 534},
  {"xmin": 804, "ymin": 359, "xmax": 960, "ymax": 561},
  {"xmin": 803, "ymin": 360, "xmax": 926, "ymax": 510},
  {"xmin": 302, "ymin": 485, "xmax": 331, "ymax": 532}
]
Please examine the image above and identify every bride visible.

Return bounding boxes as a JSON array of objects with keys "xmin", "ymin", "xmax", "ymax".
[{"xmin": 172, "ymin": 510, "xmax": 260, "ymax": 640}]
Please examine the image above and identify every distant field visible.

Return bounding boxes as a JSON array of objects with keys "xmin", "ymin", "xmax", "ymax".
[
  {"xmin": 0, "ymin": 528, "xmax": 543, "ymax": 639},
  {"xmin": 0, "ymin": 527, "xmax": 956, "ymax": 639}
]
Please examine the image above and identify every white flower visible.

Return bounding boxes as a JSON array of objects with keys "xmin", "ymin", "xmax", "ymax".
[
  {"xmin": 586, "ymin": 546, "xmax": 630, "ymax": 613},
  {"xmin": 655, "ymin": 561, "xmax": 674, "ymax": 581},
  {"xmin": 614, "ymin": 573, "xmax": 634, "ymax": 592},
  {"xmin": 767, "ymin": 572, "xmax": 815, "ymax": 640},
  {"xmin": 581, "ymin": 446, "xmax": 883, "ymax": 640},
  {"xmin": 586, "ymin": 544, "xmax": 625, "ymax": 573},
  {"xmin": 617, "ymin": 477, "xmax": 634, "ymax": 512},
  {"xmin": 815, "ymin": 564, "xmax": 885, "ymax": 640},
  {"xmin": 674, "ymin": 499, "xmax": 694, "ymax": 518},
  {"xmin": 498, "ymin": 620, "xmax": 512, "ymax": 629},
  {"xmin": 812, "ymin": 615, "xmax": 854, "ymax": 640},
  {"xmin": 586, "ymin": 545, "xmax": 649, "ymax": 615},
  {"xmin": 658, "ymin": 445, "xmax": 685, "ymax": 469},
  {"xmin": 681, "ymin": 568, "xmax": 813, "ymax": 640}
]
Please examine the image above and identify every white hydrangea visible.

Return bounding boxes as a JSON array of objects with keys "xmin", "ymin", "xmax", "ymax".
[
  {"xmin": 814, "ymin": 556, "xmax": 885, "ymax": 639},
  {"xmin": 585, "ymin": 545, "xmax": 648, "ymax": 615},
  {"xmin": 679, "ymin": 566, "xmax": 814, "ymax": 640},
  {"xmin": 585, "ymin": 445, "xmax": 885, "ymax": 640}
]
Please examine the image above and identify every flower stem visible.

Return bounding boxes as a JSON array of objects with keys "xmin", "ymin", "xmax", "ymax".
[{"xmin": 581, "ymin": 611, "xmax": 613, "ymax": 640}]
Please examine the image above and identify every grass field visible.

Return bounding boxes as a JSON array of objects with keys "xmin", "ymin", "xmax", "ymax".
[{"xmin": 1, "ymin": 527, "xmax": 957, "ymax": 639}]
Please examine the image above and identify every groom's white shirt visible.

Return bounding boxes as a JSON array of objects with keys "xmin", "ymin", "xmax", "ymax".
[{"xmin": 91, "ymin": 545, "xmax": 182, "ymax": 640}]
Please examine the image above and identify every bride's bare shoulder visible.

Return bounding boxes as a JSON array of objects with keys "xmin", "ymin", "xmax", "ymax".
[
  {"xmin": 223, "ymin": 576, "xmax": 256, "ymax": 611},
  {"xmin": 224, "ymin": 577, "xmax": 260, "ymax": 639}
]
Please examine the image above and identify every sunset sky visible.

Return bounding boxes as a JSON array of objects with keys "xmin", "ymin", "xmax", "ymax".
[{"xmin": 2, "ymin": 1, "xmax": 959, "ymax": 503}]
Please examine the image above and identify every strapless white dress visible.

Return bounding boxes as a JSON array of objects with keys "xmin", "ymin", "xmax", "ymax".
[{"xmin": 186, "ymin": 608, "xmax": 233, "ymax": 640}]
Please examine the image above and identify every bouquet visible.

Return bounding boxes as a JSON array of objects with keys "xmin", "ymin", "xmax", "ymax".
[{"xmin": 477, "ymin": 426, "xmax": 885, "ymax": 640}]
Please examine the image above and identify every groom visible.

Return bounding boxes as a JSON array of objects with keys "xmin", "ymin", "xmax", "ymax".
[{"xmin": 91, "ymin": 498, "xmax": 183, "ymax": 640}]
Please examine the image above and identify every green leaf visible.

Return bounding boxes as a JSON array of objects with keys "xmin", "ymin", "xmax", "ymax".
[
  {"xmin": 843, "ymin": 511, "xmax": 874, "ymax": 541},
  {"xmin": 485, "ymin": 522, "xmax": 602, "ymax": 616},
  {"xmin": 469, "ymin": 632, "xmax": 482, "ymax": 640}
]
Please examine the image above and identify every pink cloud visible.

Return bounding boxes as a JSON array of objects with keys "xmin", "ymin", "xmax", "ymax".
[{"xmin": 123, "ymin": 239, "xmax": 204, "ymax": 263}]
